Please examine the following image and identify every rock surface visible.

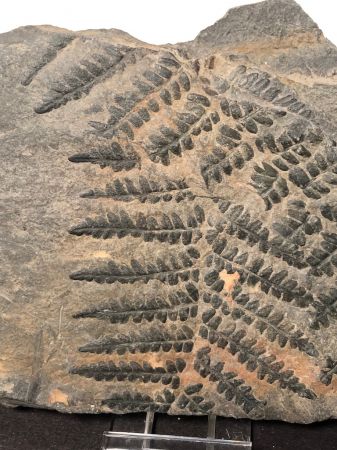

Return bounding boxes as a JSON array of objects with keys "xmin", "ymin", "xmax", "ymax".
[{"xmin": 1, "ymin": 0, "xmax": 337, "ymax": 423}]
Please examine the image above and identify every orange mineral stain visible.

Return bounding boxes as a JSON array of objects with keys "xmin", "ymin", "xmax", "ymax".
[
  {"xmin": 219, "ymin": 270, "xmax": 240, "ymax": 294},
  {"xmin": 48, "ymin": 389, "xmax": 69, "ymax": 406}
]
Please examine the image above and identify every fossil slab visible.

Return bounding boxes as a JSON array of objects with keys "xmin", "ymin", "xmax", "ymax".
[{"xmin": 1, "ymin": 0, "xmax": 337, "ymax": 423}]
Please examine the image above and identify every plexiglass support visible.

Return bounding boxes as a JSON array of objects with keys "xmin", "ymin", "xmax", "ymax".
[{"xmin": 101, "ymin": 413, "xmax": 252, "ymax": 450}]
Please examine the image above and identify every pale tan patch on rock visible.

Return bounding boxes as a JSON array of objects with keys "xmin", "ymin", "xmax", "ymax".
[
  {"xmin": 48, "ymin": 389, "xmax": 69, "ymax": 406},
  {"xmin": 219, "ymin": 270, "xmax": 240, "ymax": 294},
  {"xmin": 91, "ymin": 251, "xmax": 112, "ymax": 259}
]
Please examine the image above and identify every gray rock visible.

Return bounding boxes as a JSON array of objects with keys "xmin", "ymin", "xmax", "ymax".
[
  {"xmin": 1, "ymin": 0, "xmax": 337, "ymax": 423},
  {"xmin": 195, "ymin": 0, "xmax": 320, "ymax": 47}
]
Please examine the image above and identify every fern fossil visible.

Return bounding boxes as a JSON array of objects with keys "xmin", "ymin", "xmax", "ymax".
[
  {"xmin": 70, "ymin": 358, "xmax": 186, "ymax": 388},
  {"xmin": 321, "ymin": 202, "xmax": 337, "ymax": 222},
  {"xmin": 210, "ymin": 199, "xmax": 308, "ymax": 269},
  {"xmin": 229, "ymin": 286, "xmax": 318, "ymax": 356},
  {"xmin": 206, "ymin": 249, "xmax": 312, "ymax": 308},
  {"xmin": 80, "ymin": 176, "xmax": 195, "ymax": 203},
  {"xmin": 272, "ymin": 200, "xmax": 322, "ymax": 246},
  {"xmin": 194, "ymin": 347, "xmax": 265, "ymax": 414},
  {"xmin": 207, "ymin": 200, "xmax": 269, "ymax": 250},
  {"xmin": 176, "ymin": 382, "xmax": 215, "ymax": 414},
  {"xmin": 64, "ymin": 54, "xmax": 333, "ymax": 417},
  {"xmin": 231, "ymin": 65, "xmax": 313, "ymax": 118},
  {"xmin": 250, "ymin": 162, "xmax": 289, "ymax": 210},
  {"xmin": 268, "ymin": 200, "xmax": 321, "ymax": 269},
  {"xmin": 319, "ymin": 357, "xmax": 337, "ymax": 386},
  {"xmin": 202, "ymin": 286, "xmax": 317, "ymax": 358},
  {"xmin": 251, "ymin": 124, "xmax": 333, "ymax": 205},
  {"xmin": 102, "ymin": 389, "xmax": 175, "ymax": 413},
  {"xmin": 68, "ymin": 142, "xmax": 139, "ymax": 171},
  {"xmin": 22, "ymin": 34, "xmax": 75, "ymax": 86},
  {"xmin": 199, "ymin": 323, "xmax": 316, "ymax": 400},
  {"xmin": 145, "ymin": 94, "xmax": 214, "ymax": 165},
  {"xmin": 70, "ymin": 248, "xmax": 200, "ymax": 285},
  {"xmin": 69, "ymin": 206, "xmax": 205, "ymax": 245},
  {"xmin": 283, "ymin": 146, "xmax": 337, "ymax": 200},
  {"xmin": 73, "ymin": 283, "xmax": 199, "ymax": 324},
  {"xmin": 91, "ymin": 53, "xmax": 188, "ymax": 139},
  {"xmin": 310, "ymin": 288, "xmax": 337, "ymax": 329},
  {"xmin": 201, "ymin": 143, "xmax": 254, "ymax": 188},
  {"xmin": 35, "ymin": 44, "xmax": 134, "ymax": 113},
  {"xmin": 78, "ymin": 325, "xmax": 194, "ymax": 355},
  {"xmin": 306, "ymin": 233, "xmax": 337, "ymax": 277}
]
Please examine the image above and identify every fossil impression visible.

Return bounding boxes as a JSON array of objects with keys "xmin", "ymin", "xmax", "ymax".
[{"xmin": 1, "ymin": 0, "xmax": 337, "ymax": 423}]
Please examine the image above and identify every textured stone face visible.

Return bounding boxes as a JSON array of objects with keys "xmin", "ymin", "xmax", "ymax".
[{"xmin": 1, "ymin": 0, "xmax": 337, "ymax": 423}]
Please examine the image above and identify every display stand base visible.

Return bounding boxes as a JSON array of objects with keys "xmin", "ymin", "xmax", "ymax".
[{"xmin": 102, "ymin": 413, "xmax": 252, "ymax": 450}]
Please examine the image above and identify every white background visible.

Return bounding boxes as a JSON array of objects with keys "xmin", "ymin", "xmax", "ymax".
[{"xmin": 0, "ymin": 0, "xmax": 336, "ymax": 46}]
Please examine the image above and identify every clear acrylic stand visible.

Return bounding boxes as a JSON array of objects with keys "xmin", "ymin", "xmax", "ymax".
[{"xmin": 101, "ymin": 412, "xmax": 252, "ymax": 449}]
